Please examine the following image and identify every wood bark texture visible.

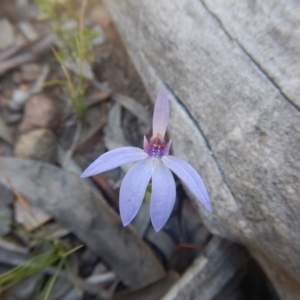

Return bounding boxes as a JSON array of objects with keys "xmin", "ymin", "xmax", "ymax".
[{"xmin": 103, "ymin": 0, "xmax": 300, "ymax": 298}]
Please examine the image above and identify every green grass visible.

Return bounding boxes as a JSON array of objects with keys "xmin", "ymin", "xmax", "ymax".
[
  {"xmin": 36, "ymin": 0, "xmax": 97, "ymax": 120},
  {"xmin": 0, "ymin": 219, "xmax": 82, "ymax": 299},
  {"xmin": 0, "ymin": 239, "xmax": 82, "ymax": 299}
]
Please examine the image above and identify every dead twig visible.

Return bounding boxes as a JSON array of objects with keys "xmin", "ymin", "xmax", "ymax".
[
  {"xmin": 86, "ymin": 90, "xmax": 111, "ymax": 108},
  {"xmin": 63, "ymin": 90, "xmax": 111, "ymax": 120},
  {"xmin": 0, "ymin": 34, "xmax": 57, "ymax": 76},
  {"xmin": 0, "ymin": 45, "xmax": 22, "ymax": 62}
]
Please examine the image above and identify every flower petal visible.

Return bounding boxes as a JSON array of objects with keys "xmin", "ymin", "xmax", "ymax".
[
  {"xmin": 120, "ymin": 157, "xmax": 153, "ymax": 226},
  {"xmin": 164, "ymin": 139, "xmax": 172, "ymax": 156},
  {"xmin": 80, "ymin": 147, "xmax": 147, "ymax": 178},
  {"xmin": 162, "ymin": 156, "xmax": 212, "ymax": 211},
  {"xmin": 150, "ymin": 159, "xmax": 176, "ymax": 232},
  {"xmin": 153, "ymin": 87, "xmax": 169, "ymax": 137}
]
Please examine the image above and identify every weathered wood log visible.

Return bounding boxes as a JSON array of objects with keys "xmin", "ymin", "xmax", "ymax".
[
  {"xmin": 103, "ymin": 0, "xmax": 300, "ymax": 298},
  {"xmin": 0, "ymin": 158, "xmax": 165, "ymax": 287}
]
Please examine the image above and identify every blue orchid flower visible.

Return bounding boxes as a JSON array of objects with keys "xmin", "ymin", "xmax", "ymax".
[{"xmin": 81, "ymin": 88, "xmax": 212, "ymax": 231}]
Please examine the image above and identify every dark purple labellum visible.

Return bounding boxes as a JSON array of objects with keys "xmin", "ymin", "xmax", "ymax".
[{"xmin": 144, "ymin": 134, "xmax": 171, "ymax": 158}]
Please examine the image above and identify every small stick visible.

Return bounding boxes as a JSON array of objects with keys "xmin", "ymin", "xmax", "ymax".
[{"xmin": 0, "ymin": 34, "xmax": 57, "ymax": 75}]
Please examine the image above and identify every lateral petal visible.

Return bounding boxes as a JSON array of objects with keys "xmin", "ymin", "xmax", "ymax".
[
  {"xmin": 120, "ymin": 157, "xmax": 153, "ymax": 226},
  {"xmin": 150, "ymin": 159, "xmax": 176, "ymax": 232},
  {"xmin": 153, "ymin": 88, "xmax": 169, "ymax": 137},
  {"xmin": 80, "ymin": 147, "xmax": 148, "ymax": 178},
  {"xmin": 162, "ymin": 156, "xmax": 212, "ymax": 211}
]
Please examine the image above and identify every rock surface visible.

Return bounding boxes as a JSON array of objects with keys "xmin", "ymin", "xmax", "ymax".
[{"xmin": 103, "ymin": 0, "xmax": 300, "ymax": 298}]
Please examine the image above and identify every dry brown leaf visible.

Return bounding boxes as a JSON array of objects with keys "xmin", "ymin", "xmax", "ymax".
[{"xmin": 14, "ymin": 201, "xmax": 51, "ymax": 230}]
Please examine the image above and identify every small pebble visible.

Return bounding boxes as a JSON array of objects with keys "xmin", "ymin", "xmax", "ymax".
[
  {"xmin": 19, "ymin": 94, "xmax": 60, "ymax": 133},
  {"xmin": 14, "ymin": 128, "xmax": 57, "ymax": 163}
]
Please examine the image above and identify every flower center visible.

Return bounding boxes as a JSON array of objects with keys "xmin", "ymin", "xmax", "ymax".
[{"xmin": 144, "ymin": 134, "xmax": 170, "ymax": 158}]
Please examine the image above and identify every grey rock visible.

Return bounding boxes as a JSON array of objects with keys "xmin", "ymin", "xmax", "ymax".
[{"xmin": 103, "ymin": 0, "xmax": 300, "ymax": 298}]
